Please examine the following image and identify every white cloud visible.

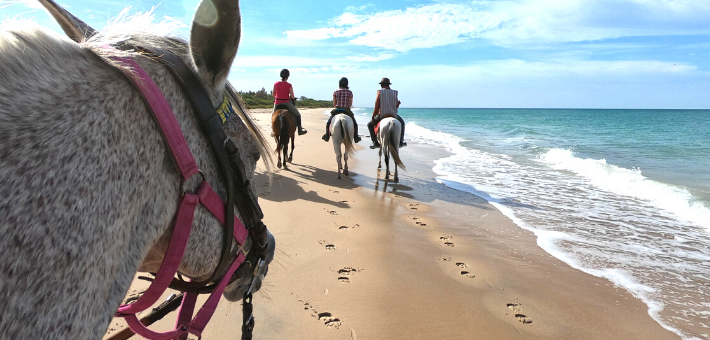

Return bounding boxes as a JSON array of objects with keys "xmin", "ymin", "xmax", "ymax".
[
  {"xmin": 286, "ymin": 3, "xmax": 504, "ymax": 52},
  {"xmin": 346, "ymin": 53, "xmax": 397, "ymax": 62},
  {"xmin": 285, "ymin": 0, "xmax": 710, "ymax": 51},
  {"xmin": 228, "ymin": 57, "xmax": 707, "ymax": 108},
  {"xmin": 19, "ymin": 0, "xmax": 44, "ymax": 9}
]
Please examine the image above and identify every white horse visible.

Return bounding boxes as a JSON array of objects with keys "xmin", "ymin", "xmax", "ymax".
[
  {"xmin": 377, "ymin": 117, "xmax": 406, "ymax": 183},
  {"xmin": 0, "ymin": 1, "xmax": 275, "ymax": 339},
  {"xmin": 330, "ymin": 113, "xmax": 356, "ymax": 179}
]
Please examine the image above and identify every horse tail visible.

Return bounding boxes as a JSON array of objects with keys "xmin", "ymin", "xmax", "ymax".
[
  {"xmin": 342, "ymin": 116, "xmax": 356, "ymax": 157},
  {"xmin": 273, "ymin": 117, "xmax": 281, "ymax": 152},
  {"xmin": 388, "ymin": 124, "xmax": 406, "ymax": 171},
  {"xmin": 278, "ymin": 112, "xmax": 289, "ymax": 151}
]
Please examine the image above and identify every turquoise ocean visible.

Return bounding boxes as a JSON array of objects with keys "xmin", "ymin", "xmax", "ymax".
[{"xmin": 350, "ymin": 108, "xmax": 710, "ymax": 339}]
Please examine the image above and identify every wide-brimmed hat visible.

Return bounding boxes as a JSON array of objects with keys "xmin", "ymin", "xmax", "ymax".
[{"xmin": 378, "ymin": 77, "xmax": 392, "ymax": 85}]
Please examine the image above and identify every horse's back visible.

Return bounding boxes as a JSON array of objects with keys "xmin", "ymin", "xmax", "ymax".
[
  {"xmin": 377, "ymin": 117, "xmax": 401, "ymax": 142},
  {"xmin": 331, "ymin": 113, "xmax": 353, "ymax": 134},
  {"xmin": 271, "ymin": 109, "xmax": 296, "ymax": 134}
]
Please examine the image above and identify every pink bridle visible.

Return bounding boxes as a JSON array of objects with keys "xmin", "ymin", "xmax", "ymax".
[{"xmin": 109, "ymin": 54, "xmax": 250, "ymax": 340}]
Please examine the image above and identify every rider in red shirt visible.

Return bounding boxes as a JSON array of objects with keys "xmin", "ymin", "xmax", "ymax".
[{"xmin": 273, "ymin": 69, "xmax": 307, "ymax": 135}]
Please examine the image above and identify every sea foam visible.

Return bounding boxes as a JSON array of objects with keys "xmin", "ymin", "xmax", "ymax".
[
  {"xmin": 538, "ymin": 148, "xmax": 710, "ymax": 230},
  {"xmin": 406, "ymin": 121, "xmax": 710, "ymax": 340}
]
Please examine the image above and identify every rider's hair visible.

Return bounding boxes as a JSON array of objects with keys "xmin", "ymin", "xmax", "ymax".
[
  {"xmin": 280, "ymin": 69, "xmax": 290, "ymax": 80},
  {"xmin": 339, "ymin": 77, "xmax": 349, "ymax": 89}
]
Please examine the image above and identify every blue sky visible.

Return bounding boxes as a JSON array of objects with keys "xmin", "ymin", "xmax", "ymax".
[{"xmin": 3, "ymin": 0, "xmax": 710, "ymax": 108}]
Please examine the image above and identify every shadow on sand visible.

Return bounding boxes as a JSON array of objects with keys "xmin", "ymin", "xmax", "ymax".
[
  {"xmin": 254, "ymin": 163, "xmax": 355, "ymax": 210},
  {"xmin": 256, "ymin": 158, "xmax": 543, "ymax": 213}
]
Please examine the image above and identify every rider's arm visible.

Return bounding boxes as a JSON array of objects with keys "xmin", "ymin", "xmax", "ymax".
[
  {"xmin": 333, "ymin": 92, "xmax": 337, "ymax": 108},
  {"xmin": 347, "ymin": 94, "xmax": 353, "ymax": 108},
  {"xmin": 396, "ymin": 99, "xmax": 401, "ymax": 108},
  {"xmin": 372, "ymin": 92, "xmax": 381, "ymax": 119},
  {"xmin": 289, "ymin": 85, "xmax": 295, "ymax": 100}
]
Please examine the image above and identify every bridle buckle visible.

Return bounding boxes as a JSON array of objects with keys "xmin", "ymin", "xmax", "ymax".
[{"xmin": 180, "ymin": 170, "xmax": 206, "ymax": 196}]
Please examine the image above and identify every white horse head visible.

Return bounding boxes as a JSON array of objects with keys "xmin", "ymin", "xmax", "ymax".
[{"xmin": 0, "ymin": 1, "xmax": 274, "ymax": 338}]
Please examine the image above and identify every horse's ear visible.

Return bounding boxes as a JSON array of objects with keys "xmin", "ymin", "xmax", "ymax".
[
  {"xmin": 190, "ymin": 0, "xmax": 241, "ymax": 94},
  {"xmin": 37, "ymin": 0, "xmax": 97, "ymax": 42}
]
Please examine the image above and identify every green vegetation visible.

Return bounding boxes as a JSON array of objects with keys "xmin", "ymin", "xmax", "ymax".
[{"xmin": 238, "ymin": 88, "xmax": 331, "ymax": 109}]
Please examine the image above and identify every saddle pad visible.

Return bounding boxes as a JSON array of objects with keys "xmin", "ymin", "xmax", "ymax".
[{"xmin": 374, "ymin": 121, "xmax": 381, "ymax": 135}]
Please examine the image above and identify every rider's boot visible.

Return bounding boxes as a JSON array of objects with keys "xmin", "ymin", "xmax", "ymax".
[
  {"xmin": 323, "ymin": 121, "xmax": 331, "ymax": 142},
  {"xmin": 352, "ymin": 117, "xmax": 361, "ymax": 143},
  {"xmin": 296, "ymin": 116, "xmax": 307, "ymax": 135}
]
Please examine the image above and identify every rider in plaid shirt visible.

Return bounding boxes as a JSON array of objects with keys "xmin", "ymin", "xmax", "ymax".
[{"xmin": 322, "ymin": 77, "xmax": 361, "ymax": 143}]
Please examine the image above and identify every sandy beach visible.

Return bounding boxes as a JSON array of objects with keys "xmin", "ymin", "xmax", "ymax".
[{"xmin": 106, "ymin": 108, "xmax": 679, "ymax": 340}]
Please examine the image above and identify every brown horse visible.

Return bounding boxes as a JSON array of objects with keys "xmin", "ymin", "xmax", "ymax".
[{"xmin": 271, "ymin": 108, "xmax": 296, "ymax": 169}]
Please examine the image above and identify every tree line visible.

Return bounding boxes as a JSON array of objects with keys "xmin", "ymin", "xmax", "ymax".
[{"xmin": 238, "ymin": 88, "xmax": 331, "ymax": 109}]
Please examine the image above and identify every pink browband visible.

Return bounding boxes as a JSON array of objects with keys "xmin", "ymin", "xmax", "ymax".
[{"xmin": 111, "ymin": 55, "xmax": 248, "ymax": 339}]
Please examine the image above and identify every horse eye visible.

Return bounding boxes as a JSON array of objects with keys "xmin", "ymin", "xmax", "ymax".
[{"xmin": 251, "ymin": 152, "xmax": 261, "ymax": 162}]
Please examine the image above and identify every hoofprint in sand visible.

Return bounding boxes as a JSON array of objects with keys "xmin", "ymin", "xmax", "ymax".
[{"xmin": 108, "ymin": 108, "xmax": 677, "ymax": 339}]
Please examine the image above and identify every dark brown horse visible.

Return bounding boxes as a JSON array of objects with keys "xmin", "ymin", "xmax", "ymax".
[{"xmin": 271, "ymin": 108, "xmax": 296, "ymax": 169}]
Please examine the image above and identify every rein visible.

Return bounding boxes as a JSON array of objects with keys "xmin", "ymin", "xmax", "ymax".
[{"xmin": 103, "ymin": 45, "xmax": 267, "ymax": 339}]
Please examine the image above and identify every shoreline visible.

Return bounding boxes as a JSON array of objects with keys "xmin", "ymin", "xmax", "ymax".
[
  {"xmin": 239, "ymin": 108, "xmax": 678, "ymax": 339},
  {"xmin": 105, "ymin": 107, "xmax": 679, "ymax": 339}
]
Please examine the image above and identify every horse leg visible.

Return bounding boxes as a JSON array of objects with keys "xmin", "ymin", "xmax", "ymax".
[
  {"xmin": 384, "ymin": 151, "xmax": 390, "ymax": 180},
  {"xmin": 288, "ymin": 135, "xmax": 295, "ymax": 162},
  {"xmin": 282, "ymin": 143, "xmax": 289, "ymax": 170},
  {"xmin": 335, "ymin": 145, "xmax": 342, "ymax": 179},
  {"xmin": 276, "ymin": 145, "xmax": 282, "ymax": 169},
  {"xmin": 394, "ymin": 161, "xmax": 399, "ymax": 183},
  {"xmin": 282, "ymin": 150, "xmax": 288, "ymax": 169},
  {"xmin": 378, "ymin": 147, "xmax": 382, "ymax": 169},
  {"xmin": 343, "ymin": 150, "xmax": 349, "ymax": 176}
]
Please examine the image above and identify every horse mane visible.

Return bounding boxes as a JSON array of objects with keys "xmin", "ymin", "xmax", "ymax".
[{"xmin": 2, "ymin": 10, "xmax": 273, "ymax": 173}]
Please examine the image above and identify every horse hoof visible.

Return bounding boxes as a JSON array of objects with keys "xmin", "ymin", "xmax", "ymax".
[
  {"xmin": 277, "ymin": 162, "xmax": 282, "ymax": 169},
  {"xmin": 343, "ymin": 170, "xmax": 349, "ymax": 176},
  {"xmin": 288, "ymin": 157, "xmax": 293, "ymax": 163},
  {"xmin": 394, "ymin": 177, "xmax": 399, "ymax": 183}
]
